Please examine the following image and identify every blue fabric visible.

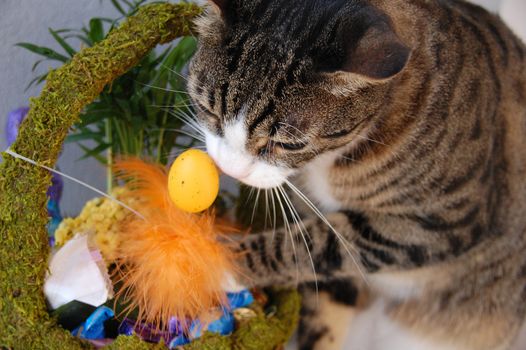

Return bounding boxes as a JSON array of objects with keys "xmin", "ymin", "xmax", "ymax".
[
  {"xmin": 169, "ymin": 335, "xmax": 190, "ymax": 348},
  {"xmin": 72, "ymin": 306, "xmax": 114, "ymax": 340},
  {"xmin": 207, "ymin": 312, "xmax": 235, "ymax": 335},
  {"xmin": 227, "ymin": 290, "xmax": 254, "ymax": 309}
]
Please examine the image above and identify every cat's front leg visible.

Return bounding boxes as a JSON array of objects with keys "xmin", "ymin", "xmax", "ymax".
[
  {"xmin": 235, "ymin": 212, "xmax": 351, "ymax": 287},
  {"xmin": 234, "ymin": 212, "xmax": 372, "ymax": 350},
  {"xmin": 234, "ymin": 211, "xmax": 383, "ymax": 287},
  {"xmin": 298, "ymin": 280, "xmax": 365, "ymax": 350}
]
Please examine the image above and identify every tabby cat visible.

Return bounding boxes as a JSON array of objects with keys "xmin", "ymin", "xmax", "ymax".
[{"xmin": 187, "ymin": 0, "xmax": 526, "ymax": 349}]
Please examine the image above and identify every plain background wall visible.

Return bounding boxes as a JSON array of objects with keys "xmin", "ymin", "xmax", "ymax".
[
  {"xmin": 0, "ymin": 0, "xmax": 523, "ymax": 216},
  {"xmin": 0, "ymin": 0, "xmax": 120, "ymax": 215}
]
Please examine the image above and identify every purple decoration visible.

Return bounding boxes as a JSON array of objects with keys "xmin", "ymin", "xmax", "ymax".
[
  {"xmin": 5, "ymin": 107, "xmax": 29, "ymax": 146},
  {"xmin": 117, "ymin": 318, "xmax": 135, "ymax": 337},
  {"xmin": 6, "ymin": 107, "xmax": 64, "ymax": 202},
  {"xmin": 115, "ymin": 291, "xmax": 253, "ymax": 346},
  {"xmin": 47, "ymin": 171, "xmax": 64, "ymax": 202},
  {"xmin": 5, "ymin": 106, "xmax": 63, "ymax": 239},
  {"xmin": 168, "ymin": 317, "xmax": 184, "ymax": 335},
  {"xmin": 118, "ymin": 317, "xmax": 185, "ymax": 344}
]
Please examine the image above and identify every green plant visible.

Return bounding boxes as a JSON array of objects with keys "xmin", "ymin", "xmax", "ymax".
[{"xmin": 18, "ymin": 0, "xmax": 199, "ymax": 191}]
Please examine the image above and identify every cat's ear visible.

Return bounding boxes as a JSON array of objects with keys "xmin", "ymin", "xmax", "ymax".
[
  {"xmin": 207, "ymin": 0, "xmax": 228, "ymax": 14},
  {"xmin": 320, "ymin": 11, "xmax": 411, "ymax": 86},
  {"xmin": 342, "ymin": 24, "xmax": 411, "ymax": 80}
]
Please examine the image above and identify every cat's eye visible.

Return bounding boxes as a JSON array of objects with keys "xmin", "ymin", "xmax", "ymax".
[
  {"xmin": 276, "ymin": 142, "xmax": 306, "ymax": 151},
  {"xmin": 322, "ymin": 129, "xmax": 352, "ymax": 139},
  {"xmin": 193, "ymin": 101, "xmax": 223, "ymax": 135}
]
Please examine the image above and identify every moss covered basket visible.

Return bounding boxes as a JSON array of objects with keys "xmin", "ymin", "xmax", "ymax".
[{"xmin": 0, "ymin": 3, "xmax": 300, "ymax": 349}]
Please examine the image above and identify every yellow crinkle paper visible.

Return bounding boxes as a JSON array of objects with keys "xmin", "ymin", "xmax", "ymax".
[{"xmin": 54, "ymin": 187, "xmax": 138, "ymax": 262}]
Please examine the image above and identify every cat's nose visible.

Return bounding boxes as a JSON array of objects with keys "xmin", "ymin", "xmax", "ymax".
[
  {"xmin": 206, "ymin": 136, "xmax": 254, "ymax": 180},
  {"xmin": 215, "ymin": 151, "xmax": 253, "ymax": 179}
]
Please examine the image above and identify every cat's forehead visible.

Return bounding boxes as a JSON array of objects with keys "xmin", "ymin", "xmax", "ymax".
[
  {"xmin": 190, "ymin": 0, "xmax": 403, "ymax": 124},
  {"xmin": 198, "ymin": 0, "xmax": 353, "ymax": 51},
  {"xmin": 191, "ymin": 2, "xmax": 323, "ymax": 114},
  {"xmin": 193, "ymin": 0, "xmax": 355, "ymax": 86}
]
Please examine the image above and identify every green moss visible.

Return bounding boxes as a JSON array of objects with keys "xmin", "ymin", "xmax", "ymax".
[
  {"xmin": 181, "ymin": 333, "xmax": 233, "ymax": 350},
  {"xmin": 185, "ymin": 289, "xmax": 301, "ymax": 350},
  {"xmin": 105, "ymin": 335, "xmax": 167, "ymax": 349},
  {"xmin": 0, "ymin": 4, "xmax": 201, "ymax": 349},
  {"xmin": 0, "ymin": 2, "xmax": 301, "ymax": 349},
  {"xmin": 231, "ymin": 288, "xmax": 301, "ymax": 350}
]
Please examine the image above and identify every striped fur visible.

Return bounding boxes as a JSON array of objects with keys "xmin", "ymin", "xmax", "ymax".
[{"xmin": 188, "ymin": 0, "xmax": 526, "ymax": 349}]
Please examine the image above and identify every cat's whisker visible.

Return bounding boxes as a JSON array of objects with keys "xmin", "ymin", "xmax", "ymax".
[
  {"xmin": 169, "ymin": 110, "xmax": 206, "ymax": 137},
  {"xmin": 284, "ymin": 179, "xmax": 369, "ymax": 284},
  {"xmin": 270, "ymin": 187, "xmax": 278, "ymax": 242},
  {"xmin": 163, "ymin": 145, "xmax": 206, "ymax": 159},
  {"xmin": 350, "ymin": 132, "xmax": 387, "ymax": 147},
  {"xmin": 278, "ymin": 122, "xmax": 322, "ymax": 158},
  {"xmin": 160, "ymin": 64, "xmax": 190, "ymax": 83},
  {"xmin": 151, "ymin": 102, "xmax": 197, "ymax": 110},
  {"xmin": 339, "ymin": 155, "xmax": 367, "ymax": 165},
  {"xmin": 137, "ymin": 81, "xmax": 191, "ymax": 95},
  {"xmin": 170, "ymin": 107, "xmax": 202, "ymax": 127},
  {"xmin": 278, "ymin": 127, "xmax": 309, "ymax": 146},
  {"xmin": 264, "ymin": 189, "xmax": 270, "ymax": 231},
  {"xmin": 277, "ymin": 185, "xmax": 319, "ymax": 303},
  {"xmin": 308, "ymin": 143, "xmax": 322, "ymax": 158},
  {"xmin": 189, "ymin": 28, "xmax": 198, "ymax": 40},
  {"xmin": 246, "ymin": 186, "xmax": 256, "ymax": 205},
  {"xmin": 182, "ymin": 107, "xmax": 199, "ymax": 117},
  {"xmin": 160, "ymin": 64, "xmax": 208, "ymax": 92},
  {"xmin": 274, "ymin": 186, "xmax": 300, "ymax": 286},
  {"xmin": 160, "ymin": 64, "xmax": 207, "ymax": 87},
  {"xmin": 289, "ymin": 184, "xmax": 367, "ymax": 282},
  {"xmin": 162, "ymin": 128, "xmax": 205, "ymax": 143},
  {"xmin": 250, "ymin": 189, "xmax": 261, "ymax": 226},
  {"xmin": 164, "ymin": 145, "xmax": 207, "ymax": 160},
  {"xmin": 284, "ymin": 180, "xmax": 351, "ymax": 244},
  {"xmin": 278, "ymin": 122, "xmax": 321, "ymax": 157},
  {"xmin": 278, "ymin": 122, "xmax": 310, "ymax": 141},
  {"xmin": 178, "ymin": 110, "xmax": 206, "ymax": 135},
  {"xmin": 5, "ymin": 149, "xmax": 145, "ymax": 220},
  {"xmin": 159, "ymin": 104, "xmax": 200, "ymax": 127}
]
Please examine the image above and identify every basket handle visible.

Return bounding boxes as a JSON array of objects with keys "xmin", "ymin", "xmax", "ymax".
[{"xmin": 0, "ymin": 4, "xmax": 201, "ymax": 348}]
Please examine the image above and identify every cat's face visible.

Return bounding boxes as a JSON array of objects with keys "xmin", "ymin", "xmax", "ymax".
[{"xmin": 188, "ymin": 0, "xmax": 410, "ymax": 189}]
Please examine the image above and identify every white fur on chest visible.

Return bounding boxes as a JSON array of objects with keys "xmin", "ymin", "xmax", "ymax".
[
  {"xmin": 368, "ymin": 271, "xmax": 425, "ymax": 300},
  {"xmin": 299, "ymin": 150, "xmax": 342, "ymax": 212},
  {"xmin": 345, "ymin": 299, "xmax": 460, "ymax": 350}
]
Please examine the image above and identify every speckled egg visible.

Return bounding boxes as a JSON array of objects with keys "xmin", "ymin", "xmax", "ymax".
[{"xmin": 168, "ymin": 149, "xmax": 219, "ymax": 213}]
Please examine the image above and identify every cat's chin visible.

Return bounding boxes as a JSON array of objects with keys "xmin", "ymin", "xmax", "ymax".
[
  {"xmin": 233, "ymin": 163, "xmax": 294, "ymax": 189},
  {"xmin": 211, "ymin": 147, "xmax": 294, "ymax": 189},
  {"xmin": 204, "ymin": 126, "xmax": 294, "ymax": 189}
]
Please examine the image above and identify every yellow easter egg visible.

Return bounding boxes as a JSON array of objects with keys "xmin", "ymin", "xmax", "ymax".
[{"xmin": 168, "ymin": 149, "xmax": 219, "ymax": 213}]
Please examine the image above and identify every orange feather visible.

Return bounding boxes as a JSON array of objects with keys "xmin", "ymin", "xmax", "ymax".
[{"xmin": 112, "ymin": 158, "xmax": 237, "ymax": 330}]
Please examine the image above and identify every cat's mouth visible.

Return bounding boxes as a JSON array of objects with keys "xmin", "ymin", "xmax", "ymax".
[
  {"xmin": 204, "ymin": 128, "xmax": 294, "ymax": 189},
  {"xmin": 216, "ymin": 160, "xmax": 294, "ymax": 189}
]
